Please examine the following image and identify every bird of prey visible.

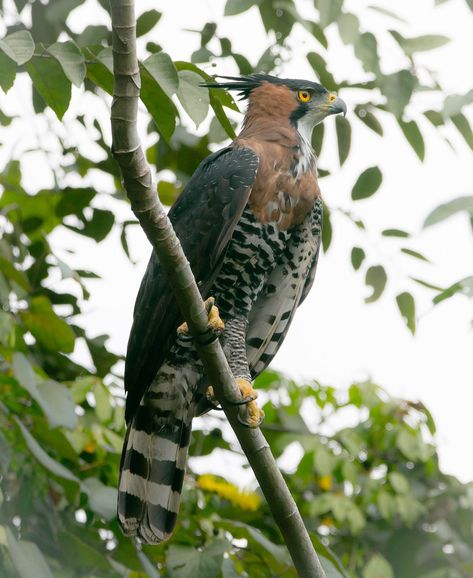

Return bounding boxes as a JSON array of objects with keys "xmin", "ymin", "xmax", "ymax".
[{"xmin": 118, "ymin": 73, "xmax": 346, "ymax": 543}]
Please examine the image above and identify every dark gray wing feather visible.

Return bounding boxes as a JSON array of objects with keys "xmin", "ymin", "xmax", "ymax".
[{"xmin": 124, "ymin": 146, "xmax": 259, "ymax": 422}]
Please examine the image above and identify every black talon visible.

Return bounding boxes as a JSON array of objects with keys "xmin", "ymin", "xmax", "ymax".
[
  {"xmin": 177, "ymin": 325, "xmax": 223, "ymax": 345},
  {"xmin": 237, "ymin": 409, "xmax": 264, "ymax": 428}
]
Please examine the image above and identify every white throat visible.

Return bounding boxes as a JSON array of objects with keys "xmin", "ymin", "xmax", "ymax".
[{"xmin": 295, "ymin": 116, "xmax": 317, "ymax": 177}]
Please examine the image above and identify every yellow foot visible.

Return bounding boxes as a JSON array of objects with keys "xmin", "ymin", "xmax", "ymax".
[
  {"xmin": 207, "ymin": 297, "xmax": 225, "ymax": 333},
  {"xmin": 205, "ymin": 385, "xmax": 220, "ymax": 409},
  {"xmin": 235, "ymin": 378, "xmax": 264, "ymax": 428},
  {"xmin": 177, "ymin": 297, "xmax": 225, "ymax": 339}
]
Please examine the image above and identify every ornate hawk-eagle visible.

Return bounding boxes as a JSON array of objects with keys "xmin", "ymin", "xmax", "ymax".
[{"xmin": 118, "ymin": 74, "xmax": 346, "ymax": 543}]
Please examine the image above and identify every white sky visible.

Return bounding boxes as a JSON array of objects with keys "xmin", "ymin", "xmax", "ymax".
[{"xmin": 1, "ymin": 0, "xmax": 473, "ymax": 482}]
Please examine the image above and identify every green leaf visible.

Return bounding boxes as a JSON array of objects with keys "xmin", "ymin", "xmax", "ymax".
[
  {"xmin": 397, "ymin": 427, "xmax": 430, "ymax": 461},
  {"xmin": 401, "ymin": 248, "xmax": 430, "ymax": 262},
  {"xmin": 466, "ymin": 0, "xmax": 473, "ymax": 12},
  {"xmin": 12, "ymin": 352, "xmax": 36, "ymax": 391},
  {"xmin": 47, "ymin": 41, "xmax": 86, "ymax": 87},
  {"xmin": 76, "ymin": 24, "xmax": 110, "ymax": 46},
  {"xmin": 355, "ymin": 105, "xmax": 383, "ymax": 135},
  {"xmin": 198, "ymin": 77, "xmax": 237, "ymax": 139},
  {"xmin": 142, "ymin": 51, "xmax": 179, "ymax": 98},
  {"xmin": 140, "ymin": 62, "xmax": 176, "ymax": 141},
  {"xmin": 84, "ymin": 46, "xmax": 114, "ymax": 94},
  {"xmin": 424, "ymin": 109, "xmax": 444, "ymax": 127},
  {"xmin": 410, "ymin": 277, "xmax": 444, "ymax": 292},
  {"xmin": 177, "ymin": 69, "xmax": 210, "ymax": 128},
  {"xmin": 55, "ymin": 187, "xmax": 96, "ymax": 217},
  {"xmin": 312, "ymin": 121, "xmax": 324, "ymax": 156},
  {"xmin": 433, "ymin": 276, "xmax": 473, "ymax": 304},
  {"xmin": 317, "ymin": 0, "xmax": 343, "ymax": 28},
  {"xmin": 0, "ymin": 311, "xmax": 16, "ymax": 346},
  {"xmin": 6, "ymin": 527, "xmax": 54, "ymax": 578},
  {"xmin": 367, "ymin": 5, "xmax": 408, "ymax": 23},
  {"xmin": 377, "ymin": 490, "xmax": 397, "ymax": 519},
  {"xmin": 390, "ymin": 31, "xmax": 450, "ymax": 55},
  {"xmin": 26, "ymin": 55, "xmax": 71, "ymax": 119},
  {"xmin": 307, "ymin": 52, "xmax": 337, "ymax": 90},
  {"xmin": 179, "ymin": 64, "xmax": 238, "ymax": 114},
  {"xmin": 57, "ymin": 530, "xmax": 112, "ymax": 572},
  {"xmin": 322, "ymin": 201, "xmax": 332, "ymax": 251},
  {"xmin": 351, "ymin": 166, "xmax": 382, "ymax": 200},
  {"xmin": 218, "ymin": 520, "xmax": 289, "ymax": 568},
  {"xmin": 382, "ymin": 228, "xmax": 410, "ymax": 238},
  {"xmin": 399, "ymin": 119, "xmax": 425, "ymax": 161},
  {"xmin": 363, "ymin": 554, "xmax": 394, "ymax": 578},
  {"xmin": 15, "ymin": 418, "xmax": 79, "ymax": 483},
  {"xmin": 13, "ymin": 352, "xmax": 77, "ymax": 429},
  {"xmin": 381, "ymin": 70, "xmax": 416, "ymax": 118},
  {"xmin": 396, "ymin": 292, "xmax": 416, "ymax": 333},
  {"xmin": 36, "ymin": 380, "xmax": 78, "ymax": 429},
  {"xmin": 451, "ymin": 112, "xmax": 473, "ymax": 150},
  {"xmin": 336, "ymin": 116, "xmax": 351, "ymax": 166},
  {"xmin": 82, "ymin": 478, "xmax": 117, "ymax": 520},
  {"xmin": 167, "ymin": 540, "xmax": 230, "ymax": 578},
  {"xmin": 93, "ymin": 382, "xmax": 113, "ymax": 423},
  {"xmin": 136, "ymin": 551, "xmax": 161, "ymax": 578},
  {"xmin": 354, "ymin": 32, "xmax": 379, "ymax": 74},
  {"xmin": 224, "ymin": 0, "xmax": 262, "ymax": 16},
  {"xmin": 310, "ymin": 533, "xmax": 349, "ymax": 578},
  {"xmin": 68, "ymin": 208, "xmax": 114, "ymax": 242},
  {"xmin": 423, "ymin": 196, "xmax": 473, "ymax": 227},
  {"xmin": 443, "ymin": 89, "xmax": 473, "ymax": 117},
  {"xmin": 351, "ymin": 247, "xmax": 366, "ymax": 271},
  {"xmin": 389, "ymin": 471, "xmax": 409, "ymax": 493},
  {"xmin": 337, "ymin": 12, "xmax": 360, "ymax": 45},
  {"xmin": 311, "ymin": 22, "xmax": 328, "ymax": 48},
  {"xmin": 0, "ymin": 52, "xmax": 16, "ymax": 92},
  {"xmin": 0, "ymin": 255, "xmax": 31, "ymax": 291},
  {"xmin": 200, "ymin": 22, "xmax": 217, "ymax": 46},
  {"xmin": 0, "ymin": 30, "xmax": 34, "ymax": 64},
  {"xmin": 120, "ymin": 220, "xmax": 139, "ymax": 263},
  {"xmin": 20, "ymin": 295, "xmax": 75, "ymax": 353},
  {"xmin": 365, "ymin": 265, "xmax": 387, "ymax": 303},
  {"xmin": 136, "ymin": 9, "xmax": 162, "ymax": 37}
]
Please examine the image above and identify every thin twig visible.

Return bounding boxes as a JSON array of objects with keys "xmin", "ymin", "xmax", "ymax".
[{"xmin": 109, "ymin": 2, "xmax": 326, "ymax": 576}]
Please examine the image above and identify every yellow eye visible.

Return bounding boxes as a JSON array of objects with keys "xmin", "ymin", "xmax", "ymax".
[{"xmin": 297, "ymin": 90, "xmax": 312, "ymax": 103}]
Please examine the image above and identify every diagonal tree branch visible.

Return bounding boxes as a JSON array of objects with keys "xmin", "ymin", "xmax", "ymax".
[{"xmin": 109, "ymin": 2, "xmax": 326, "ymax": 576}]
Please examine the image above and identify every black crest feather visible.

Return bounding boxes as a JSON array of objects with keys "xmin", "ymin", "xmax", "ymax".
[{"xmin": 201, "ymin": 73, "xmax": 327, "ymax": 100}]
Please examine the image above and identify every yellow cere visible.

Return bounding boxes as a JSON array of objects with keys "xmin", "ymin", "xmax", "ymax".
[
  {"xmin": 297, "ymin": 89, "xmax": 312, "ymax": 103},
  {"xmin": 328, "ymin": 93, "xmax": 337, "ymax": 102}
]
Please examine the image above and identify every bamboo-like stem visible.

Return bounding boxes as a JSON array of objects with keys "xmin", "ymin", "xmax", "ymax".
[{"xmin": 109, "ymin": 2, "xmax": 326, "ymax": 576}]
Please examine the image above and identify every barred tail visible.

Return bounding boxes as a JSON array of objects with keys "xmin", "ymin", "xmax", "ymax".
[{"xmin": 117, "ymin": 407, "xmax": 192, "ymax": 544}]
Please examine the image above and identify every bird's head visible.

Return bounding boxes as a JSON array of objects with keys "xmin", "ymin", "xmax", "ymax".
[{"xmin": 203, "ymin": 73, "xmax": 347, "ymax": 135}]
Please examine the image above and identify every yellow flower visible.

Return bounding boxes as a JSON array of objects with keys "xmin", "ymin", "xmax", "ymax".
[
  {"xmin": 320, "ymin": 517, "xmax": 335, "ymax": 527},
  {"xmin": 197, "ymin": 474, "xmax": 262, "ymax": 511},
  {"xmin": 318, "ymin": 475, "xmax": 333, "ymax": 491}
]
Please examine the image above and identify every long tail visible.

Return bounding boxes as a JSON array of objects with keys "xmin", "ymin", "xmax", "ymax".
[{"xmin": 117, "ymin": 403, "xmax": 192, "ymax": 544}]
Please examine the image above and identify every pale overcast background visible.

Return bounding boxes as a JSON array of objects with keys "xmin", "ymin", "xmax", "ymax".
[{"xmin": 1, "ymin": 0, "xmax": 472, "ymax": 482}]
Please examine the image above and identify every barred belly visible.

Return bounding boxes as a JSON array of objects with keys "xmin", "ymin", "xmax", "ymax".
[{"xmin": 209, "ymin": 206, "xmax": 291, "ymax": 317}]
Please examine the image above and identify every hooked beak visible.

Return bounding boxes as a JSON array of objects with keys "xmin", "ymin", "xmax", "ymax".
[{"xmin": 328, "ymin": 95, "xmax": 347, "ymax": 117}]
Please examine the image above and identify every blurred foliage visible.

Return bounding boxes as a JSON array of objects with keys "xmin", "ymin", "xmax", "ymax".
[{"xmin": 0, "ymin": 0, "xmax": 473, "ymax": 576}]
